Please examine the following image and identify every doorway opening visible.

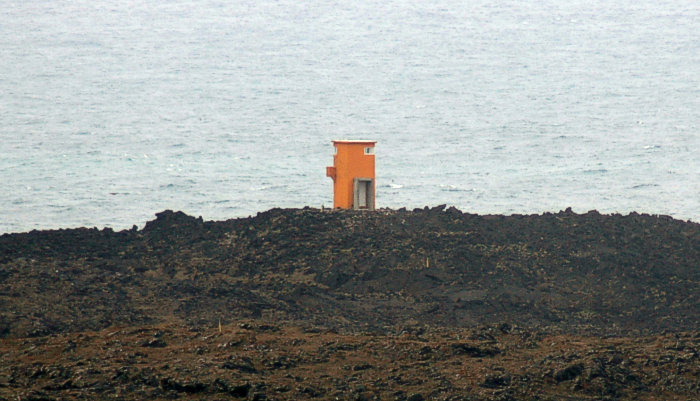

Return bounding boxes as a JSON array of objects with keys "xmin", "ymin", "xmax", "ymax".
[{"xmin": 353, "ymin": 178, "xmax": 374, "ymax": 210}]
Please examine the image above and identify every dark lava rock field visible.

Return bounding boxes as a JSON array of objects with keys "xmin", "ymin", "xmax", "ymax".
[{"xmin": 0, "ymin": 207, "xmax": 698, "ymax": 400}]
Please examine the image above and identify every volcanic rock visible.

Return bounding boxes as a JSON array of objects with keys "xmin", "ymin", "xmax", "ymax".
[{"xmin": 0, "ymin": 207, "xmax": 698, "ymax": 400}]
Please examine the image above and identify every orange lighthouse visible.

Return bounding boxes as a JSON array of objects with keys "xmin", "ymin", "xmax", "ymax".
[{"xmin": 326, "ymin": 140, "xmax": 376, "ymax": 210}]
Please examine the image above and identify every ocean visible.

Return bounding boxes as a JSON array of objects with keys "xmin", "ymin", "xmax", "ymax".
[{"xmin": 1, "ymin": 0, "xmax": 698, "ymax": 233}]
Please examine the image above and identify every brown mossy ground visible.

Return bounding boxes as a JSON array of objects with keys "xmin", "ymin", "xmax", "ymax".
[
  {"xmin": 1, "ymin": 207, "xmax": 698, "ymax": 400},
  {"xmin": 1, "ymin": 322, "xmax": 698, "ymax": 400}
]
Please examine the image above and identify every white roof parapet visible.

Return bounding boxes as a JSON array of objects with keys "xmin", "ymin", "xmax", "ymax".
[{"xmin": 332, "ymin": 139, "xmax": 377, "ymax": 144}]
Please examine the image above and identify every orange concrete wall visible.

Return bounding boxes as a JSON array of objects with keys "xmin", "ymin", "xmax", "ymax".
[{"xmin": 327, "ymin": 140, "xmax": 375, "ymax": 209}]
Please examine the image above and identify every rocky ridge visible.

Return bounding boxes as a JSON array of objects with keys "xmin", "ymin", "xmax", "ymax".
[
  {"xmin": 1, "ymin": 207, "xmax": 697, "ymax": 338},
  {"xmin": 1, "ymin": 207, "xmax": 698, "ymax": 400}
]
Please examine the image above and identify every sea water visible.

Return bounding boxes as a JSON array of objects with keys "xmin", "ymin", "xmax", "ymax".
[{"xmin": 1, "ymin": 0, "xmax": 698, "ymax": 233}]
